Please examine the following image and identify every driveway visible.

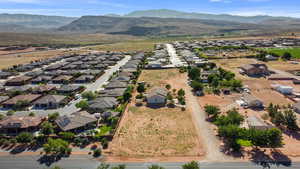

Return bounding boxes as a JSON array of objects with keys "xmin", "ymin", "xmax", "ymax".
[{"xmin": 185, "ymin": 86, "xmax": 231, "ymax": 162}]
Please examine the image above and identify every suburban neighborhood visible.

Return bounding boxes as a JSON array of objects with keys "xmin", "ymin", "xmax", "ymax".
[{"xmin": 1, "ymin": 37, "xmax": 300, "ymax": 169}]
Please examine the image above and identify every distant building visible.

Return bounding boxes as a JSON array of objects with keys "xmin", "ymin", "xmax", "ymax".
[{"xmin": 240, "ymin": 64, "xmax": 269, "ymax": 77}]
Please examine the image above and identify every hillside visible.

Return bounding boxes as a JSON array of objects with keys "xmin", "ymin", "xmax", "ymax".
[
  {"xmin": 58, "ymin": 16, "xmax": 269, "ymax": 36},
  {"xmin": 125, "ymin": 9, "xmax": 298, "ymax": 24},
  {"xmin": 0, "ymin": 13, "xmax": 77, "ymax": 32}
]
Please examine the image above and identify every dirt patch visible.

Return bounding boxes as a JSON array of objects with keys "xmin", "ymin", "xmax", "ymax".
[
  {"xmin": 267, "ymin": 61, "xmax": 300, "ymax": 72},
  {"xmin": 108, "ymin": 69, "xmax": 204, "ymax": 159}
]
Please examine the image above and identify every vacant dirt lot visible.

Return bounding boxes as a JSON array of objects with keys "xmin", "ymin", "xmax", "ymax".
[
  {"xmin": 244, "ymin": 79, "xmax": 294, "ymax": 106},
  {"xmin": 108, "ymin": 69, "xmax": 204, "ymax": 159},
  {"xmin": 267, "ymin": 61, "xmax": 300, "ymax": 72}
]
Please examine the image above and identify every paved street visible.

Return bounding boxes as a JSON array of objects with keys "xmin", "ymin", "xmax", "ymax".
[
  {"xmin": 0, "ymin": 155, "xmax": 298, "ymax": 169},
  {"xmin": 0, "ymin": 55, "xmax": 131, "ymax": 117},
  {"xmin": 166, "ymin": 44, "xmax": 185, "ymax": 67}
]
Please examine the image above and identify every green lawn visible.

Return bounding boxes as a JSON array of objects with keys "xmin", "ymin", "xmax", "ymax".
[{"xmin": 263, "ymin": 47, "xmax": 300, "ymax": 59}]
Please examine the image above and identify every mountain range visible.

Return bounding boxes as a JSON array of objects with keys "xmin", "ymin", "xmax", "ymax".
[{"xmin": 1, "ymin": 9, "xmax": 300, "ymax": 36}]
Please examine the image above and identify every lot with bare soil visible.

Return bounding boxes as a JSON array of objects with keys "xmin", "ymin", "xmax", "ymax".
[{"xmin": 108, "ymin": 69, "xmax": 204, "ymax": 160}]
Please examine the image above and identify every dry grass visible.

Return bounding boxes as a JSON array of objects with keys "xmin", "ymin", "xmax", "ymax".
[
  {"xmin": 138, "ymin": 69, "xmax": 179, "ymax": 87},
  {"xmin": 109, "ymin": 69, "xmax": 203, "ymax": 158},
  {"xmin": 110, "ymin": 106, "xmax": 202, "ymax": 157},
  {"xmin": 266, "ymin": 61, "xmax": 300, "ymax": 72}
]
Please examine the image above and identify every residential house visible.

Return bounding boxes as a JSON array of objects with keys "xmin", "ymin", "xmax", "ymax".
[
  {"xmin": 293, "ymin": 102, "xmax": 300, "ymax": 114},
  {"xmin": 88, "ymin": 97, "xmax": 118, "ymax": 113},
  {"xmin": 5, "ymin": 76, "xmax": 32, "ymax": 86},
  {"xmin": 55, "ymin": 111, "xmax": 97, "ymax": 132},
  {"xmin": 57, "ymin": 85, "xmax": 82, "ymax": 94},
  {"xmin": 146, "ymin": 87, "xmax": 168, "ymax": 106},
  {"xmin": 0, "ymin": 116, "xmax": 44, "ymax": 134},
  {"xmin": 74, "ymin": 75, "xmax": 95, "ymax": 84},
  {"xmin": 52, "ymin": 75, "xmax": 73, "ymax": 84},
  {"xmin": 242, "ymin": 93, "xmax": 264, "ymax": 109},
  {"xmin": 0, "ymin": 96, "xmax": 9, "ymax": 104},
  {"xmin": 112, "ymin": 75, "xmax": 130, "ymax": 83},
  {"xmin": 247, "ymin": 116, "xmax": 273, "ymax": 130},
  {"xmin": 99, "ymin": 88, "xmax": 127, "ymax": 98},
  {"xmin": 0, "ymin": 71, "xmax": 14, "ymax": 79},
  {"xmin": 105, "ymin": 80, "xmax": 128, "ymax": 89},
  {"xmin": 240, "ymin": 64, "xmax": 269, "ymax": 76},
  {"xmin": 34, "ymin": 95, "xmax": 67, "ymax": 109},
  {"xmin": 32, "ymin": 85, "xmax": 56, "ymax": 94},
  {"xmin": 1, "ymin": 94, "xmax": 41, "ymax": 109}
]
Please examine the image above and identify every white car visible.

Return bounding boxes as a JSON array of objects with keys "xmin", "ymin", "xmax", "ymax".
[{"xmin": 75, "ymin": 94, "xmax": 81, "ymax": 100}]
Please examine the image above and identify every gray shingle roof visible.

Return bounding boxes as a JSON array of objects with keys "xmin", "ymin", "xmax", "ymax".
[{"xmin": 56, "ymin": 111, "xmax": 97, "ymax": 131}]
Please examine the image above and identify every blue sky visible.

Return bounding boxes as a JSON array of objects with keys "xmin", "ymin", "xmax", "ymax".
[{"xmin": 0, "ymin": 0, "xmax": 299, "ymax": 17}]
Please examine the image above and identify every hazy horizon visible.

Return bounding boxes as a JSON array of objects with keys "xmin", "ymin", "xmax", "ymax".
[{"xmin": 0, "ymin": 0, "xmax": 299, "ymax": 17}]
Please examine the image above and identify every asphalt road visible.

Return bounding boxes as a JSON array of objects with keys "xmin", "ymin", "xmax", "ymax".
[
  {"xmin": 166, "ymin": 44, "xmax": 186, "ymax": 67},
  {"xmin": 0, "ymin": 155, "xmax": 298, "ymax": 169}
]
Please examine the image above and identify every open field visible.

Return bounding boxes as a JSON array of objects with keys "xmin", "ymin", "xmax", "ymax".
[
  {"xmin": 0, "ymin": 32, "xmax": 137, "ymax": 46},
  {"xmin": 0, "ymin": 48, "xmax": 89, "ymax": 69},
  {"xmin": 108, "ymin": 69, "xmax": 203, "ymax": 159},
  {"xmin": 266, "ymin": 60, "xmax": 300, "ymax": 72},
  {"xmin": 263, "ymin": 47, "xmax": 300, "ymax": 59}
]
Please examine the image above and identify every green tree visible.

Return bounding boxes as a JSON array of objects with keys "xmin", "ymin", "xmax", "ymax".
[
  {"xmin": 177, "ymin": 89, "xmax": 185, "ymax": 97},
  {"xmin": 97, "ymin": 163, "xmax": 110, "ymax": 169},
  {"xmin": 215, "ymin": 109, "xmax": 244, "ymax": 126},
  {"xmin": 93, "ymin": 148, "xmax": 102, "ymax": 157},
  {"xmin": 283, "ymin": 109, "xmax": 299, "ymax": 131},
  {"xmin": 137, "ymin": 83, "xmax": 146, "ymax": 93},
  {"xmin": 16, "ymin": 132, "xmax": 33, "ymax": 143},
  {"xmin": 48, "ymin": 112, "xmax": 60, "ymax": 122},
  {"xmin": 59, "ymin": 132, "xmax": 75, "ymax": 142},
  {"xmin": 204, "ymin": 105, "xmax": 220, "ymax": 119},
  {"xmin": 148, "ymin": 165, "xmax": 165, "ymax": 169},
  {"xmin": 75, "ymin": 100, "xmax": 89, "ymax": 110},
  {"xmin": 6, "ymin": 110, "xmax": 15, "ymax": 116},
  {"xmin": 165, "ymin": 84, "xmax": 171, "ymax": 90},
  {"xmin": 224, "ymin": 71, "xmax": 235, "ymax": 81},
  {"xmin": 211, "ymin": 77, "xmax": 220, "ymax": 88},
  {"xmin": 111, "ymin": 164, "xmax": 126, "ymax": 169},
  {"xmin": 50, "ymin": 166, "xmax": 63, "ymax": 169},
  {"xmin": 191, "ymin": 80, "xmax": 203, "ymax": 91},
  {"xmin": 41, "ymin": 121, "xmax": 54, "ymax": 135},
  {"xmin": 182, "ymin": 161, "xmax": 200, "ymax": 169},
  {"xmin": 282, "ymin": 52, "xmax": 292, "ymax": 60},
  {"xmin": 188, "ymin": 67, "xmax": 200, "ymax": 80},
  {"xmin": 82, "ymin": 91, "xmax": 97, "ymax": 101},
  {"xmin": 231, "ymin": 80, "xmax": 243, "ymax": 89},
  {"xmin": 167, "ymin": 92, "xmax": 173, "ymax": 101},
  {"xmin": 43, "ymin": 138, "xmax": 71, "ymax": 156},
  {"xmin": 28, "ymin": 112, "xmax": 35, "ymax": 117},
  {"xmin": 0, "ymin": 114, "xmax": 5, "ymax": 120}
]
